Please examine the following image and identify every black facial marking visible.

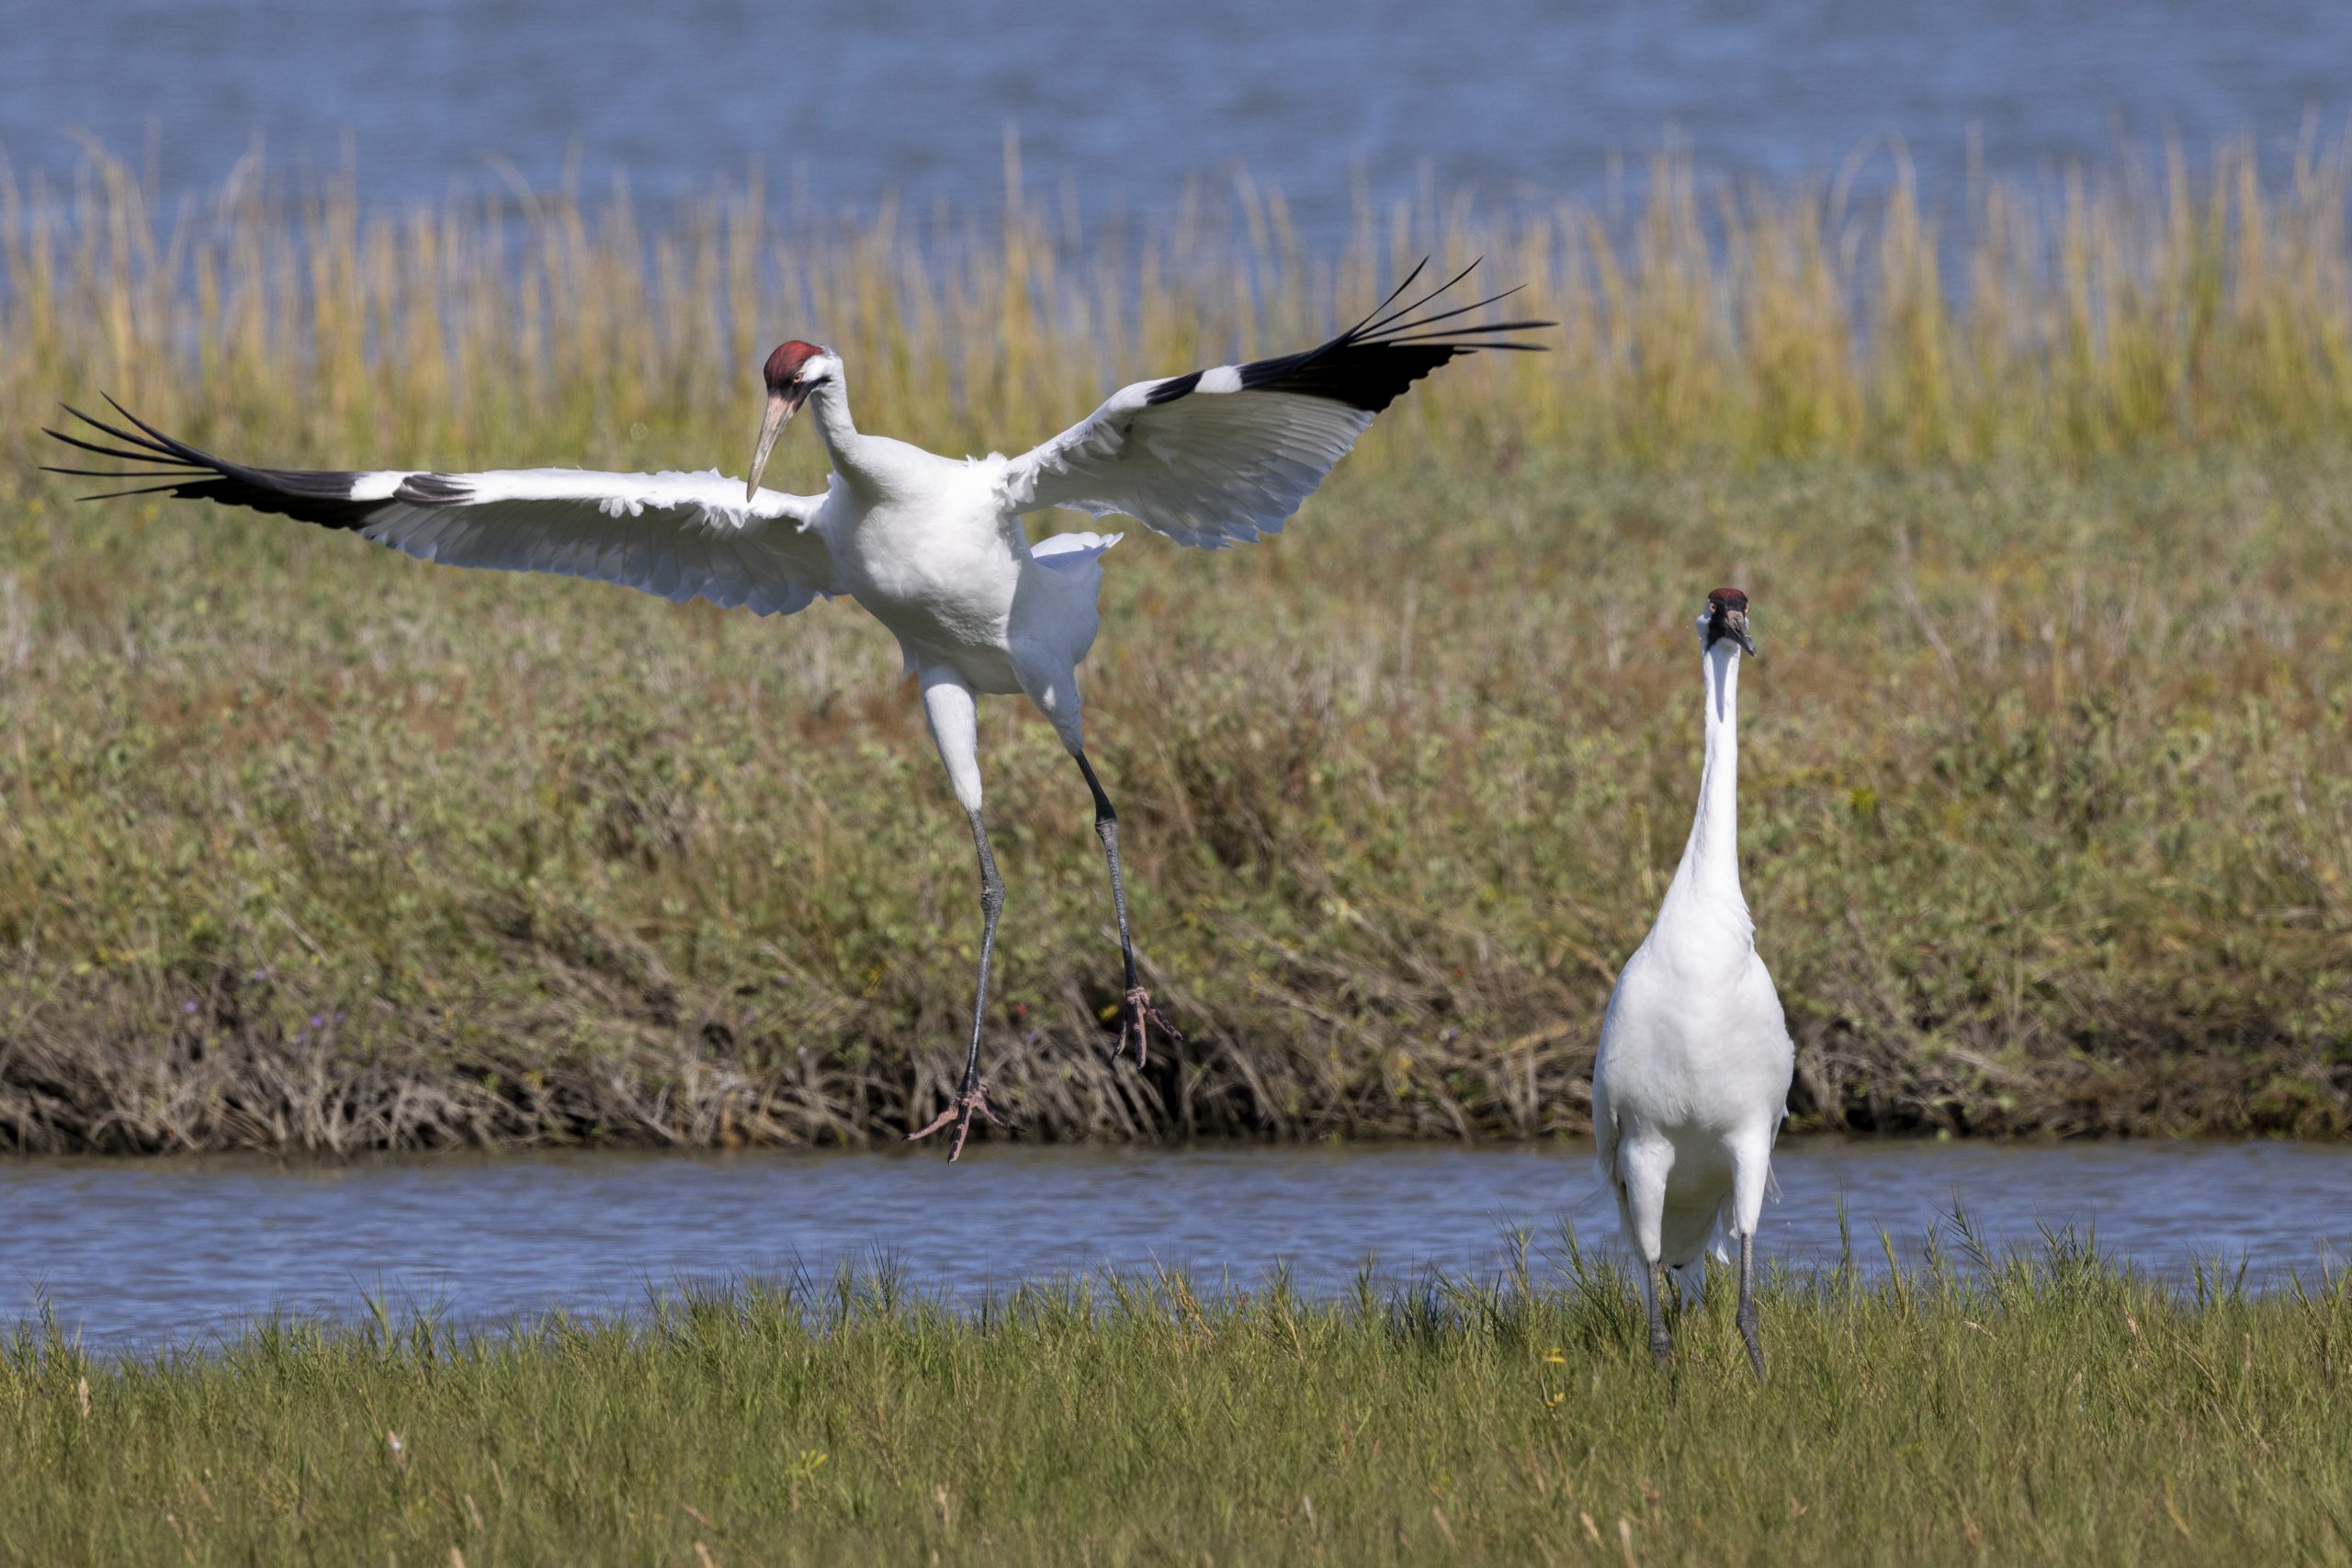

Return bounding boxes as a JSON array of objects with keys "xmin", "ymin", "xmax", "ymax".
[{"xmin": 1702, "ymin": 587, "xmax": 1757, "ymax": 654}]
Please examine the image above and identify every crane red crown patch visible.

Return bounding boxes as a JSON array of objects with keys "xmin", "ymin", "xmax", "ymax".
[
  {"xmin": 1707, "ymin": 587, "xmax": 1749, "ymax": 611},
  {"xmin": 764, "ymin": 340, "xmax": 824, "ymax": 387}
]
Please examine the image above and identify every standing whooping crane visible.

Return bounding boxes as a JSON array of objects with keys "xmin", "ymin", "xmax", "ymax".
[
  {"xmin": 1590, "ymin": 588, "xmax": 1794, "ymax": 1378},
  {"xmin": 45, "ymin": 261, "xmax": 1550, "ymax": 1162}
]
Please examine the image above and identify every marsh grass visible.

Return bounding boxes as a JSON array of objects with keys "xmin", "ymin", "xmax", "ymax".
[
  {"xmin": 1, "ymin": 140, "xmax": 2349, "ymax": 1151},
  {"xmin": 6, "ymin": 132, "xmax": 2350, "ymax": 468},
  {"xmin": 4, "ymin": 1235, "xmax": 2349, "ymax": 1565}
]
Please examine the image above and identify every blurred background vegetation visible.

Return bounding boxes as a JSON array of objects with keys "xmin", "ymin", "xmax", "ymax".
[{"xmin": 1, "ymin": 141, "xmax": 2346, "ymax": 1150}]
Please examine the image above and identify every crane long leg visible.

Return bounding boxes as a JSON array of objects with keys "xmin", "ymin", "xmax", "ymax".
[
  {"xmin": 907, "ymin": 808, "xmax": 1015, "ymax": 1162},
  {"xmin": 1736, "ymin": 1231, "xmax": 1765, "ymax": 1382},
  {"xmin": 1074, "ymin": 750, "xmax": 1181, "ymax": 1066},
  {"xmin": 1646, "ymin": 1259, "xmax": 1673, "ymax": 1371},
  {"xmin": 957, "ymin": 807, "xmax": 1007, "ymax": 1092},
  {"xmin": 908, "ymin": 668, "xmax": 1018, "ymax": 1162}
]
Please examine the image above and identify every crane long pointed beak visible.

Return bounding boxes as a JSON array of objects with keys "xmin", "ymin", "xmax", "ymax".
[
  {"xmin": 745, "ymin": 389, "xmax": 804, "ymax": 501},
  {"xmin": 1726, "ymin": 611, "xmax": 1758, "ymax": 658}
]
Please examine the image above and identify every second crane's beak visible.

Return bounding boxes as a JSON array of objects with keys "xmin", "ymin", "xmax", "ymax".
[
  {"xmin": 1723, "ymin": 609, "xmax": 1758, "ymax": 658},
  {"xmin": 745, "ymin": 386, "xmax": 808, "ymax": 501}
]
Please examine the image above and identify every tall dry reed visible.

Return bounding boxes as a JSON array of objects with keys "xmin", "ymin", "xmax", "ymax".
[{"xmin": 4, "ymin": 132, "xmax": 2349, "ymax": 475}]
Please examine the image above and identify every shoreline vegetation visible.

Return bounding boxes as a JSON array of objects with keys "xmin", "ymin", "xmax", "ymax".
[
  {"xmin": 2, "ymin": 139, "xmax": 2349, "ymax": 1153},
  {"xmin": 5, "ymin": 1242, "xmax": 2349, "ymax": 1564}
]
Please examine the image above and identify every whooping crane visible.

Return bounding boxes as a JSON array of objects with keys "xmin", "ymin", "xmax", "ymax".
[
  {"xmin": 1589, "ymin": 588, "xmax": 1794, "ymax": 1377},
  {"xmin": 46, "ymin": 261, "xmax": 1550, "ymax": 1162}
]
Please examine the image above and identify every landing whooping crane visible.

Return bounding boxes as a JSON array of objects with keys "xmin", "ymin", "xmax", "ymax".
[
  {"xmin": 46, "ymin": 261, "xmax": 1550, "ymax": 1162},
  {"xmin": 1590, "ymin": 588, "xmax": 1794, "ymax": 1378}
]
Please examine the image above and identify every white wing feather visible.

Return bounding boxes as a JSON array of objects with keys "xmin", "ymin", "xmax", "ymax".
[
  {"xmin": 355, "ymin": 468, "xmax": 837, "ymax": 616},
  {"xmin": 1001, "ymin": 383, "xmax": 1374, "ymax": 550},
  {"xmin": 40, "ymin": 403, "xmax": 841, "ymax": 616}
]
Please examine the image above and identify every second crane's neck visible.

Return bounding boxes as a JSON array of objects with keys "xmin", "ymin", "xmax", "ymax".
[{"xmin": 1663, "ymin": 640, "xmax": 1748, "ymax": 930}]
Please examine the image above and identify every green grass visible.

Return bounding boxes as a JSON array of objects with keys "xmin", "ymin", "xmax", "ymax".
[
  {"xmin": 6, "ymin": 1238, "xmax": 2349, "ymax": 1565},
  {"xmin": 2, "ymin": 141, "xmax": 2350, "ymax": 1149}
]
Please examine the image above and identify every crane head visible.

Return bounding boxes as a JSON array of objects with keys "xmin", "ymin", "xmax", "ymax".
[
  {"xmin": 747, "ymin": 340, "xmax": 838, "ymax": 499},
  {"xmin": 1701, "ymin": 588, "xmax": 1757, "ymax": 657}
]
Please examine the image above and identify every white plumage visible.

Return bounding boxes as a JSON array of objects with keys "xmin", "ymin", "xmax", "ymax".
[
  {"xmin": 46, "ymin": 260, "xmax": 1547, "ymax": 1164},
  {"xmin": 1005, "ymin": 384, "xmax": 1376, "ymax": 548},
  {"xmin": 1590, "ymin": 588, "xmax": 1793, "ymax": 1378},
  {"xmin": 358, "ymin": 468, "xmax": 835, "ymax": 615}
]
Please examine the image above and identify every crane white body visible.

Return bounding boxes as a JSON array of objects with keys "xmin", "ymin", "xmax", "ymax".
[
  {"xmin": 793, "ymin": 407, "xmax": 1110, "ymax": 757},
  {"xmin": 1591, "ymin": 597, "xmax": 1792, "ymax": 1375}
]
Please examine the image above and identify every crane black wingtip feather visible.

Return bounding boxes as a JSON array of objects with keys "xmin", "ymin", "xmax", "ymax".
[
  {"xmin": 43, "ymin": 424, "xmax": 196, "ymax": 467},
  {"xmin": 101, "ymin": 394, "xmax": 210, "ymax": 462},
  {"xmin": 40, "ymin": 464, "xmax": 196, "ymax": 479},
  {"xmin": 1359, "ymin": 257, "xmax": 1486, "ymax": 340},
  {"xmin": 1359, "ymin": 285, "xmax": 1535, "ymax": 344},
  {"xmin": 74, "ymin": 481, "xmax": 192, "ymax": 502},
  {"xmin": 1343, "ymin": 255, "xmax": 1434, "ymax": 339},
  {"xmin": 58, "ymin": 400, "xmax": 184, "ymax": 461}
]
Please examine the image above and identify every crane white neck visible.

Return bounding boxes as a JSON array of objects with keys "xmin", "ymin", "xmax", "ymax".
[
  {"xmin": 1660, "ymin": 639, "xmax": 1749, "ymax": 933},
  {"xmin": 805, "ymin": 374, "xmax": 861, "ymax": 465}
]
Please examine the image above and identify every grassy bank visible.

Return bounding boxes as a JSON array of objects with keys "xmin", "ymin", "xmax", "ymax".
[
  {"xmin": 3, "ymin": 451, "xmax": 2347, "ymax": 1150},
  {"xmin": 1, "ymin": 144, "xmax": 2349, "ymax": 1151},
  {"xmin": 5, "ymin": 1245, "xmax": 2349, "ymax": 1565}
]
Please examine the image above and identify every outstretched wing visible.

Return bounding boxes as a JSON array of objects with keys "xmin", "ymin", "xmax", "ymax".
[
  {"xmin": 44, "ymin": 400, "xmax": 839, "ymax": 617},
  {"xmin": 1000, "ymin": 260, "xmax": 1551, "ymax": 548}
]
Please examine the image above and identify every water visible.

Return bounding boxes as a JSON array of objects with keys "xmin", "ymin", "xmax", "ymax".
[
  {"xmin": 5, "ymin": 0, "xmax": 2349, "ymax": 240},
  {"xmin": 4, "ymin": 1140, "xmax": 2345, "ymax": 1351}
]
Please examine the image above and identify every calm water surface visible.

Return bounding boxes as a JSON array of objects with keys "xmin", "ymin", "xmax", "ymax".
[
  {"xmin": 4, "ymin": 1140, "xmax": 2346, "ymax": 1350},
  {"xmin": 4, "ymin": 1, "xmax": 2348, "ymax": 235}
]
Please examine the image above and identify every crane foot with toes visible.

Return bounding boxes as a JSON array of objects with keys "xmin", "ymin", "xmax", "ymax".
[
  {"xmin": 1115, "ymin": 987, "xmax": 1182, "ymax": 1068},
  {"xmin": 907, "ymin": 1079, "xmax": 1015, "ymax": 1164}
]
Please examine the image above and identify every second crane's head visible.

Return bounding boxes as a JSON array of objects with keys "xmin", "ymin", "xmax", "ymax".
[
  {"xmin": 746, "ymin": 340, "xmax": 842, "ymax": 499},
  {"xmin": 1699, "ymin": 588, "xmax": 1758, "ymax": 658}
]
